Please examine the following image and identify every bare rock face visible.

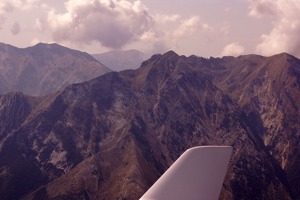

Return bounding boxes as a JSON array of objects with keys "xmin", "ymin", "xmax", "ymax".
[
  {"xmin": 0, "ymin": 51, "xmax": 299, "ymax": 200},
  {"xmin": 0, "ymin": 43, "xmax": 111, "ymax": 96},
  {"xmin": 213, "ymin": 53, "xmax": 300, "ymax": 199}
]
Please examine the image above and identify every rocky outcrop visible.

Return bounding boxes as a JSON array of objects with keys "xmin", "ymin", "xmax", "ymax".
[{"xmin": 213, "ymin": 53, "xmax": 300, "ymax": 199}]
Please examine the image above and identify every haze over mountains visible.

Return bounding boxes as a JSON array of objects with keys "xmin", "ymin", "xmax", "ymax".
[
  {"xmin": 0, "ymin": 43, "xmax": 110, "ymax": 96},
  {"xmin": 92, "ymin": 49, "xmax": 146, "ymax": 71},
  {"xmin": 0, "ymin": 44, "xmax": 300, "ymax": 200}
]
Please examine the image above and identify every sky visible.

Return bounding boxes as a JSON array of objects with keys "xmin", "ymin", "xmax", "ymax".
[{"xmin": 1, "ymin": 0, "xmax": 300, "ymax": 58}]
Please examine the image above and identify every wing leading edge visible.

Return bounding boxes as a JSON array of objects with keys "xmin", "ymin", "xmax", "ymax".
[{"xmin": 140, "ymin": 146, "xmax": 233, "ymax": 200}]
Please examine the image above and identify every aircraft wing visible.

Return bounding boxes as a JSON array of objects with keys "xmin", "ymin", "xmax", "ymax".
[{"xmin": 140, "ymin": 146, "xmax": 233, "ymax": 200}]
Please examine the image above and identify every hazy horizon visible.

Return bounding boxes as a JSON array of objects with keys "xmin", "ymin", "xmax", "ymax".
[{"xmin": 1, "ymin": 0, "xmax": 300, "ymax": 57}]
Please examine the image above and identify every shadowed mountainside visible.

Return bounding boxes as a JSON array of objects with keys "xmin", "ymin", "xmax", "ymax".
[{"xmin": 0, "ymin": 51, "xmax": 299, "ymax": 199}]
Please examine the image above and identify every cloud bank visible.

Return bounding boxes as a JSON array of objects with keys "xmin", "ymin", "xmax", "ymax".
[
  {"xmin": 138, "ymin": 15, "xmax": 214, "ymax": 54},
  {"xmin": 0, "ymin": 0, "xmax": 39, "ymax": 30},
  {"xmin": 249, "ymin": 0, "xmax": 300, "ymax": 56},
  {"xmin": 38, "ymin": 0, "xmax": 153, "ymax": 49},
  {"xmin": 0, "ymin": 0, "xmax": 40, "ymax": 15},
  {"xmin": 35, "ymin": 0, "xmax": 213, "ymax": 53},
  {"xmin": 221, "ymin": 42, "xmax": 245, "ymax": 57},
  {"xmin": 11, "ymin": 22, "xmax": 20, "ymax": 35}
]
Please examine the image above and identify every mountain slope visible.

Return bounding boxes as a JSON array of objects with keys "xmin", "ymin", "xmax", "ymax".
[
  {"xmin": 212, "ymin": 53, "xmax": 300, "ymax": 198},
  {"xmin": 0, "ymin": 43, "xmax": 111, "ymax": 96},
  {"xmin": 0, "ymin": 51, "xmax": 299, "ymax": 199}
]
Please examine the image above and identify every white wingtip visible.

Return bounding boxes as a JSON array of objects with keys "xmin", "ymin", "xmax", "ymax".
[{"xmin": 140, "ymin": 146, "xmax": 233, "ymax": 200}]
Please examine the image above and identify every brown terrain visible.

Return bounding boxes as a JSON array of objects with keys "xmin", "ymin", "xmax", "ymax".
[{"xmin": 0, "ymin": 50, "xmax": 299, "ymax": 200}]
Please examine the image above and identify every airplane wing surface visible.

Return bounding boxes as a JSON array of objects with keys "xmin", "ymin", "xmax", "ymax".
[{"xmin": 140, "ymin": 146, "xmax": 233, "ymax": 200}]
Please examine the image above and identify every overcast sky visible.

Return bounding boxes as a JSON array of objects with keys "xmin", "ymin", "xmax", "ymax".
[{"xmin": 1, "ymin": 0, "xmax": 300, "ymax": 57}]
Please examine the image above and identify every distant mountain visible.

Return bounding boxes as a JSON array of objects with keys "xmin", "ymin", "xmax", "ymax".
[
  {"xmin": 0, "ymin": 43, "xmax": 111, "ymax": 96},
  {"xmin": 92, "ymin": 49, "xmax": 146, "ymax": 71},
  {"xmin": 0, "ymin": 51, "xmax": 300, "ymax": 200}
]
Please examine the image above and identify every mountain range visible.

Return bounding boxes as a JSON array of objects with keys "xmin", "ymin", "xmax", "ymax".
[
  {"xmin": 0, "ymin": 43, "xmax": 110, "ymax": 96},
  {"xmin": 0, "ymin": 48, "xmax": 299, "ymax": 200}
]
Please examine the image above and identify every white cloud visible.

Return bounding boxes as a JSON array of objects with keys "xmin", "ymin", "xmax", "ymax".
[
  {"xmin": 0, "ymin": 2, "xmax": 13, "ymax": 28},
  {"xmin": 138, "ymin": 15, "xmax": 214, "ymax": 54},
  {"xmin": 11, "ymin": 22, "xmax": 20, "ymax": 35},
  {"xmin": 0, "ymin": 16, "xmax": 5, "ymax": 30},
  {"xmin": 39, "ymin": 0, "xmax": 153, "ymax": 49},
  {"xmin": 155, "ymin": 14, "xmax": 181, "ymax": 23},
  {"xmin": 168, "ymin": 16, "xmax": 214, "ymax": 48},
  {"xmin": 0, "ymin": 0, "xmax": 40, "ymax": 28},
  {"xmin": 173, "ymin": 16, "xmax": 201, "ymax": 38},
  {"xmin": 220, "ymin": 25, "xmax": 230, "ymax": 35},
  {"xmin": 249, "ymin": 0, "xmax": 300, "ymax": 56},
  {"xmin": 202, "ymin": 23, "xmax": 214, "ymax": 33},
  {"xmin": 0, "ymin": 0, "xmax": 39, "ymax": 13},
  {"xmin": 248, "ymin": 0, "xmax": 278, "ymax": 18},
  {"xmin": 37, "ymin": 0, "xmax": 215, "ymax": 54},
  {"xmin": 221, "ymin": 42, "xmax": 245, "ymax": 56},
  {"xmin": 0, "ymin": 2, "xmax": 14, "ymax": 15},
  {"xmin": 139, "ymin": 29, "xmax": 168, "ymax": 54}
]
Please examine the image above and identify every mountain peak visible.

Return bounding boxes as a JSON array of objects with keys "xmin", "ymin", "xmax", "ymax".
[
  {"xmin": 139, "ymin": 50, "xmax": 181, "ymax": 69},
  {"xmin": 30, "ymin": 42, "xmax": 70, "ymax": 51},
  {"xmin": 33, "ymin": 42, "xmax": 57, "ymax": 47},
  {"xmin": 274, "ymin": 52, "xmax": 292, "ymax": 57},
  {"xmin": 0, "ymin": 43, "xmax": 110, "ymax": 96},
  {"xmin": 162, "ymin": 50, "xmax": 179, "ymax": 57},
  {"xmin": 273, "ymin": 52, "xmax": 300, "ymax": 63}
]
